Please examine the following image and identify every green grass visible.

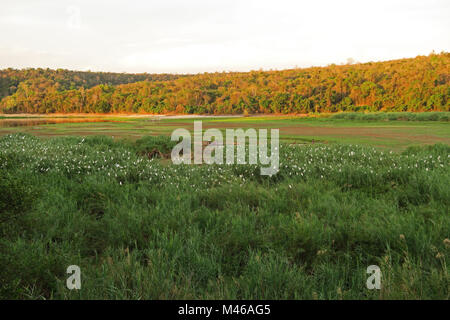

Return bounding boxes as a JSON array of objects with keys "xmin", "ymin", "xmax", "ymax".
[
  {"xmin": 329, "ymin": 112, "xmax": 450, "ymax": 122},
  {"xmin": 0, "ymin": 133, "xmax": 448, "ymax": 299}
]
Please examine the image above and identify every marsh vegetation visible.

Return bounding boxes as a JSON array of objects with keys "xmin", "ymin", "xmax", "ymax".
[{"xmin": 0, "ymin": 133, "xmax": 448, "ymax": 299}]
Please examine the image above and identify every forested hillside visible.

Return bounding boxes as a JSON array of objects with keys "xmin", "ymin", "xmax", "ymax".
[
  {"xmin": 0, "ymin": 69, "xmax": 184, "ymax": 104},
  {"xmin": 1, "ymin": 53, "xmax": 448, "ymax": 114}
]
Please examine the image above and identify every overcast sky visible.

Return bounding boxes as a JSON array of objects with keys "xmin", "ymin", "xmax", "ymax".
[{"xmin": 0, "ymin": 0, "xmax": 449, "ymax": 73}]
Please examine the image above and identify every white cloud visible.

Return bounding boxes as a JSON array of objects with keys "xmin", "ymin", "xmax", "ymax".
[{"xmin": 0, "ymin": 0, "xmax": 448, "ymax": 73}]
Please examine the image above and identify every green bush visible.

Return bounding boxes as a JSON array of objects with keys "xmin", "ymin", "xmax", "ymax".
[
  {"xmin": 134, "ymin": 135, "xmax": 177, "ymax": 158},
  {"xmin": 0, "ymin": 171, "xmax": 37, "ymax": 224}
]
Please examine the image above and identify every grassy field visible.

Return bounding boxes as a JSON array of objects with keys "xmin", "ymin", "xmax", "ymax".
[
  {"xmin": 0, "ymin": 115, "xmax": 449, "ymax": 299},
  {"xmin": 1, "ymin": 114, "xmax": 449, "ymax": 150}
]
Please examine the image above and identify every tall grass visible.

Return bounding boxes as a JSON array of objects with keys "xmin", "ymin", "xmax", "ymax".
[{"xmin": 0, "ymin": 134, "xmax": 448, "ymax": 299}]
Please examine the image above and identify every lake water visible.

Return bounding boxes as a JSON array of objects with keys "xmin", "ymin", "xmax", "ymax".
[
  {"xmin": 0, "ymin": 114, "xmax": 244, "ymax": 128},
  {"xmin": 0, "ymin": 118, "xmax": 114, "ymax": 128}
]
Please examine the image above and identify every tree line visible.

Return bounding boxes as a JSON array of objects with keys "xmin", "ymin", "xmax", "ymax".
[{"xmin": 0, "ymin": 52, "xmax": 448, "ymax": 114}]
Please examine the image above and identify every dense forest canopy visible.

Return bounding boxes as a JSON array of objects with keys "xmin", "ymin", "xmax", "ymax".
[
  {"xmin": 0, "ymin": 52, "xmax": 448, "ymax": 114},
  {"xmin": 0, "ymin": 68, "xmax": 185, "ymax": 101}
]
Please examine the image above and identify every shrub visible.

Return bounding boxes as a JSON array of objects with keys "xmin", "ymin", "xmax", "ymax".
[{"xmin": 134, "ymin": 135, "xmax": 177, "ymax": 158}]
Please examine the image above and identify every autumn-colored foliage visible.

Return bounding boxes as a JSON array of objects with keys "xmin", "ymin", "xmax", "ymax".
[{"xmin": 1, "ymin": 53, "xmax": 448, "ymax": 114}]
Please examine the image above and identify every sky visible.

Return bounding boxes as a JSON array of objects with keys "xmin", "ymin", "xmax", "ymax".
[{"xmin": 0, "ymin": 0, "xmax": 449, "ymax": 74}]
